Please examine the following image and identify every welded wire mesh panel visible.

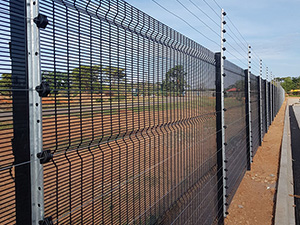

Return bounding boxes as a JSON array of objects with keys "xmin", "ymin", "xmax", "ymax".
[
  {"xmin": 0, "ymin": 1, "xmax": 31, "ymax": 224},
  {"xmin": 39, "ymin": 0, "xmax": 219, "ymax": 224},
  {"xmin": 274, "ymin": 82, "xmax": 285, "ymax": 116},
  {"xmin": 274, "ymin": 82, "xmax": 284, "ymax": 115},
  {"xmin": 274, "ymin": 85, "xmax": 278, "ymax": 115},
  {"xmin": 223, "ymin": 60, "xmax": 247, "ymax": 204},
  {"xmin": 250, "ymin": 74, "xmax": 259, "ymax": 156}
]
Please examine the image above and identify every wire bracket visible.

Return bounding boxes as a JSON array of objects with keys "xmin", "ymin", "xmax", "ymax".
[
  {"xmin": 37, "ymin": 150, "xmax": 53, "ymax": 164},
  {"xmin": 34, "ymin": 13, "xmax": 49, "ymax": 29},
  {"xmin": 36, "ymin": 81, "xmax": 51, "ymax": 97},
  {"xmin": 39, "ymin": 216, "xmax": 53, "ymax": 225}
]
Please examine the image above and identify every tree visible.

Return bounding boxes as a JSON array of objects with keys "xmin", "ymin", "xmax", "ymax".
[
  {"xmin": 71, "ymin": 65, "xmax": 103, "ymax": 92},
  {"xmin": 162, "ymin": 65, "xmax": 187, "ymax": 96},
  {"xmin": 292, "ymin": 77, "xmax": 300, "ymax": 89},
  {"xmin": 42, "ymin": 71, "xmax": 68, "ymax": 93},
  {"xmin": 280, "ymin": 77, "xmax": 295, "ymax": 92},
  {"xmin": 102, "ymin": 66, "xmax": 126, "ymax": 85},
  {"xmin": 0, "ymin": 73, "xmax": 12, "ymax": 96}
]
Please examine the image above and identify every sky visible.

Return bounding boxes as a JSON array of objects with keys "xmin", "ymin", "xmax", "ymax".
[{"xmin": 126, "ymin": 0, "xmax": 300, "ymax": 79}]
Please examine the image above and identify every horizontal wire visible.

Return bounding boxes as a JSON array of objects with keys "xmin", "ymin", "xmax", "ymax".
[
  {"xmin": 225, "ymin": 41, "xmax": 248, "ymax": 61},
  {"xmin": 151, "ymin": 0, "xmax": 219, "ymax": 47},
  {"xmin": 225, "ymin": 50, "xmax": 248, "ymax": 68},
  {"xmin": 188, "ymin": 0, "xmax": 220, "ymax": 28},
  {"xmin": 212, "ymin": 0, "xmax": 222, "ymax": 10},
  {"xmin": 176, "ymin": 0, "xmax": 220, "ymax": 37},
  {"xmin": 202, "ymin": 0, "xmax": 220, "ymax": 19}
]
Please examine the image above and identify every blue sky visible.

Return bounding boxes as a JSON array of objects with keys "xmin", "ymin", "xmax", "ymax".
[{"xmin": 126, "ymin": 0, "xmax": 300, "ymax": 79}]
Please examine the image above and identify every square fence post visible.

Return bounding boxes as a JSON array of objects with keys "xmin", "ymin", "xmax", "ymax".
[
  {"xmin": 259, "ymin": 60, "xmax": 263, "ymax": 145},
  {"xmin": 26, "ymin": 0, "xmax": 45, "ymax": 224},
  {"xmin": 246, "ymin": 45, "xmax": 252, "ymax": 168},
  {"xmin": 266, "ymin": 68, "xmax": 269, "ymax": 131},
  {"xmin": 274, "ymin": 84, "xmax": 276, "ymax": 115},
  {"xmin": 11, "ymin": 0, "xmax": 45, "ymax": 224},
  {"xmin": 215, "ymin": 52, "xmax": 225, "ymax": 223},
  {"xmin": 245, "ymin": 69, "xmax": 251, "ymax": 169},
  {"xmin": 270, "ymin": 77, "xmax": 273, "ymax": 122}
]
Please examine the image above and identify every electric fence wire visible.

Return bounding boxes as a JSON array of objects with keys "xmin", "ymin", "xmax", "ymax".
[
  {"xmin": 202, "ymin": 0, "xmax": 220, "ymax": 18},
  {"xmin": 175, "ymin": 0, "xmax": 220, "ymax": 37},
  {"xmin": 188, "ymin": 0, "xmax": 220, "ymax": 28},
  {"xmin": 210, "ymin": 0, "xmax": 273, "ymax": 75},
  {"xmin": 151, "ymin": 0, "xmax": 219, "ymax": 47}
]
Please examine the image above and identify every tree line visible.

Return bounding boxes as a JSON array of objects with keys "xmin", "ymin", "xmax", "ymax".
[
  {"xmin": 0, "ymin": 65, "xmax": 188, "ymax": 97},
  {"xmin": 277, "ymin": 77, "xmax": 300, "ymax": 94}
]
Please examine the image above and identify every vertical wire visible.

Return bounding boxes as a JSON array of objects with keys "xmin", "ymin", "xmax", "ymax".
[
  {"xmin": 165, "ymin": 25, "xmax": 171, "ymax": 211},
  {"xmin": 65, "ymin": 5, "xmax": 72, "ymax": 223},
  {"xmin": 141, "ymin": 12, "xmax": 147, "ymax": 223},
  {"xmin": 98, "ymin": 12, "xmax": 105, "ymax": 225},
  {"xmin": 136, "ymin": 9, "xmax": 141, "ymax": 223},
  {"xmin": 166, "ymin": 25, "xmax": 171, "ymax": 212},
  {"xmin": 116, "ymin": 1, "xmax": 122, "ymax": 223},
  {"xmin": 76, "ymin": 7, "xmax": 84, "ymax": 223},
  {"xmin": 148, "ymin": 15, "xmax": 157, "ymax": 218},
  {"xmin": 146, "ymin": 14, "xmax": 152, "ymax": 219},
  {"xmin": 87, "ymin": 2, "xmax": 95, "ymax": 221},
  {"xmin": 179, "ymin": 33, "xmax": 184, "ymax": 223},
  {"xmin": 160, "ymin": 23, "xmax": 166, "ymax": 214},
  {"xmin": 155, "ymin": 19, "xmax": 161, "ymax": 218},
  {"xmin": 123, "ymin": 3, "xmax": 129, "ymax": 222},
  {"xmin": 51, "ymin": 1, "xmax": 59, "ymax": 221},
  {"xmin": 106, "ymin": 2, "xmax": 113, "ymax": 223},
  {"xmin": 147, "ymin": 14, "xmax": 152, "ymax": 220},
  {"xmin": 130, "ymin": 5, "xmax": 135, "ymax": 221}
]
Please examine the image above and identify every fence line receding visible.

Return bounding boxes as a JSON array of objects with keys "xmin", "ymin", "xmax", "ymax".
[{"xmin": 0, "ymin": 0, "xmax": 285, "ymax": 224}]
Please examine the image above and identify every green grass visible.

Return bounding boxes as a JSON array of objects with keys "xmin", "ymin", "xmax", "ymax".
[{"xmin": 0, "ymin": 122, "xmax": 13, "ymax": 130}]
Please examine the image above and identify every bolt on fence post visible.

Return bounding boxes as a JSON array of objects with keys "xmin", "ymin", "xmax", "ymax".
[
  {"xmin": 259, "ymin": 59, "xmax": 263, "ymax": 145},
  {"xmin": 247, "ymin": 45, "xmax": 253, "ymax": 166},
  {"xmin": 220, "ymin": 8, "xmax": 228, "ymax": 218},
  {"xmin": 27, "ymin": 0, "xmax": 45, "ymax": 224}
]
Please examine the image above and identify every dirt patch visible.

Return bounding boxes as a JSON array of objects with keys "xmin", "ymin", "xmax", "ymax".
[{"xmin": 225, "ymin": 99, "xmax": 287, "ymax": 225}]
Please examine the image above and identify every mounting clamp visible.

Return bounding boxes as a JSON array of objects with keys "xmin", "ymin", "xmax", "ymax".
[
  {"xmin": 39, "ymin": 216, "xmax": 53, "ymax": 225},
  {"xmin": 34, "ymin": 13, "xmax": 49, "ymax": 29},
  {"xmin": 36, "ymin": 81, "xmax": 51, "ymax": 97},
  {"xmin": 37, "ymin": 150, "xmax": 53, "ymax": 164}
]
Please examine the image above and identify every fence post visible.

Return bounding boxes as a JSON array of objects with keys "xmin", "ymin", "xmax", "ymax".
[
  {"xmin": 246, "ymin": 45, "xmax": 253, "ymax": 167},
  {"xmin": 259, "ymin": 59, "xmax": 263, "ymax": 145},
  {"xmin": 274, "ymin": 82, "xmax": 276, "ymax": 115},
  {"xmin": 266, "ymin": 67, "xmax": 269, "ymax": 131},
  {"xmin": 215, "ymin": 8, "xmax": 228, "ymax": 221},
  {"xmin": 270, "ymin": 72, "xmax": 273, "ymax": 121},
  {"xmin": 215, "ymin": 52, "xmax": 223, "ymax": 224},
  {"xmin": 27, "ymin": 0, "xmax": 45, "ymax": 224},
  {"xmin": 10, "ymin": 1, "xmax": 31, "ymax": 224}
]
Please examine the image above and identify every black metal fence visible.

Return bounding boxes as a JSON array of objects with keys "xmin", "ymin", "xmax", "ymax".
[{"xmin": 0, "ymin": 0, "xmax": 285, "ymax": 224}]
